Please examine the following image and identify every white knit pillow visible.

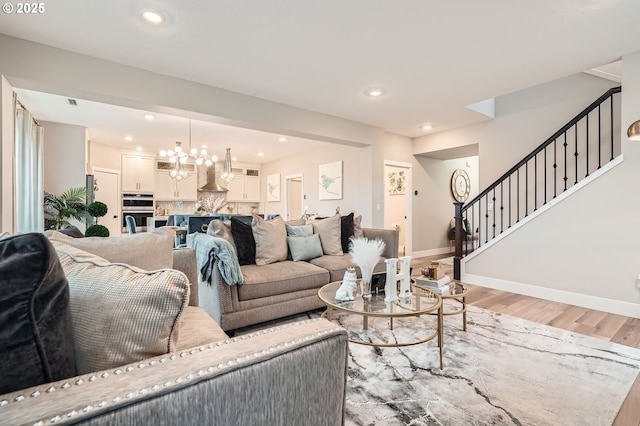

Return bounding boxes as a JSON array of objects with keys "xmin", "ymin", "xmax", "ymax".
[{"xmin": 50, "ymin": 240, "xmax": 190, "ymax": 375}]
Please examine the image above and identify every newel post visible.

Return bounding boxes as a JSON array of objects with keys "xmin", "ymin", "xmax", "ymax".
[{"xmin": 453, "ymin": 202, "xmax": 463, "ymax": 280}]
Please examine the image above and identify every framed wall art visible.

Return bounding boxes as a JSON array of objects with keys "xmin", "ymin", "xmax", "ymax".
[
  {"xmin": 388, "ymin": 171, "xmax": 406, "ymax": 195},
  {"xmin": 318, "ymin": 161, "xmax": 342, "ymax": 200},
  {"xmin": 267, "ymin": 173, "xmax": 281, "ymax": 202}
]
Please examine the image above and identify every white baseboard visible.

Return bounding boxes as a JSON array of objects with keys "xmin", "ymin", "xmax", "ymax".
[
  {"xmin": 463, "ymin": 273, "xmax": 640, "ymax": 319},
  {"xmin": 411, "ymin": 247, "xmax": 452, "ymax": 259}
]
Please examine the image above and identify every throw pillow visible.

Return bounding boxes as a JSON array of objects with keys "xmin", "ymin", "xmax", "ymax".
[
  {"xmin": 354, "ymin": 215, "xmax": 364, "ymax": 239},
  {"xmin": 310, "ymin": 214, "xmax": 343, "ymax": 256},
  {"xmin": 286, "ymin": 218, "xmax": 306, "ymax": 226},
  {"xmin": 45, "ymin": 228, "xmax": 174, "ymax": 271},
  {"xmin": 286, "ymin": 223, "xmax": 313, "ymax": 237},
  {"xmin": 340, "ymin": 213, "xmax": 355, "ymax": 253},
  {"xmin": 206, "ymin": 219, "xmax": 237, "ymax": 253},
  {"xmin": 0, "ymin": 233, "xmax": 76, "ymax": 394},
  {"xmin": 252, "ymin": 215, "xmax": 288, "ymax": 266},
  {"xmin": 463, "ymin": 218, "xmax": 473, "ymax": 235},
  {"xmin": 231, "ymin": 217, "xmax": 256, "ymax": 265},
  {"xmin": 50, "ymin": 240, "xmax": 190, "ymax": 375},
  {"xmin": 58, "ymin": 225, "xmax": 85, "ymax": 238},
  {"xmin": 287, "ymin": 234, "xmax": 324, "ymax": 261}
]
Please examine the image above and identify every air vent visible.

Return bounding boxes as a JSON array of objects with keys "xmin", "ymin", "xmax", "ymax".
[{"xmin": 67, "ymin": 98, "xmax": 78, "ymax": 106}]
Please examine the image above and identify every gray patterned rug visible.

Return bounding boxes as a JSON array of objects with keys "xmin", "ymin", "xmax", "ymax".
[
  {"xmin": 335, "ymin": 305, "xmax": 640, "ymax": 426},
  {"xmin": 238, "ymin": 305, "xmax": 640, "ymax": 425}
]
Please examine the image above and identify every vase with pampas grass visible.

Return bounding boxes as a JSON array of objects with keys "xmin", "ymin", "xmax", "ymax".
[{"xmin": 349, "ymin": 237, "xmax": 386, "ymax": 299}]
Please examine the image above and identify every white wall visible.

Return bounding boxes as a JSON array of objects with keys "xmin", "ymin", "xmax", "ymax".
[
  {"xmin": 414, "ymin": 73, "xmax": 617, "ymax": 188},
  {"xmin": 261, "ymin": 144, "xmax": 374, "ymax": 224},
  {"xmin": 462, "ymin": 55, "xmax": 640, "ymax": 317},
  {"xmin": 413, "ymin": 155, "xmax": 479, "ymax": 254},
  {"xmin": 41, "ymin": 121, "xmax": 87, "ymax": 195}
]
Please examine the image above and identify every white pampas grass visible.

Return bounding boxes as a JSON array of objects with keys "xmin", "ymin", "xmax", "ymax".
[{"xmin": 349, "ymin": 237, "xmax": 386, "ymax": 286}]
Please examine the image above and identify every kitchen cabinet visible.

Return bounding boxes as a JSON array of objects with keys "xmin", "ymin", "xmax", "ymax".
[
  {"xmin": 225, "ymin": 175, "xmax": 260, "ymax": 202},
  {"xmin": 121, "ymin": 155, "xmax": 155, "ymax": 192},
  {"xmin": 155, "ymin": 171, "xmax": 198, "ymax": 201}
]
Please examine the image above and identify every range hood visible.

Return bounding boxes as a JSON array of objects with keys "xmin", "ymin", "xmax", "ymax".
[{"xmin": 199, "ymin": 167, "xmax": 228, "ymax": 192}]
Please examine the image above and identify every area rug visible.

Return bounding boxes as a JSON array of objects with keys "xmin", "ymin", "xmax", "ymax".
[{"xmin": 330, "ymin": 305, "xmax": 640, "ymax": 426}]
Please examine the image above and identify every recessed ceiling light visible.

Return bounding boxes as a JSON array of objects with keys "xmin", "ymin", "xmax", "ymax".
[
  {"xmin": 124, "ymin": 136, "xmax": 133, "ymax": 141},
  {"xmin": 365, "ymin": 88, "xmax": 386, "ymax": 97},
  {"xmin": 201, "ymin": 144, "xmax": 207, "ymax": 149},
  {"xmin": 278, "ymin": 137, "xmax": 287, "ymax": 143},
  {"xmin": 232, "ymin": 156, "xmax": 237, "ymax": 161},
  {"xmin": 136, "ymin": 147, "xmax": 142, "ymax": 151},
  {"xmin": 143, "ymin": 114, "xmax": 155, "ymax": 120},
  {"xmin": 258, "ymin": 152, "xmax": 264, "ymax": 157},
  {"xmin": 420, "ymin": 124, "xmax": 433, "ymax": 131},
  {"xmin": 142, "ymin": 10, "xmax": 164, "ymax": 25}
]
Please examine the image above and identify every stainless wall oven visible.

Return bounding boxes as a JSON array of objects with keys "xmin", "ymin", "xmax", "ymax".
[{"xmin": 122, "ymin": 193, "xmax": 154, "ymax": 232}]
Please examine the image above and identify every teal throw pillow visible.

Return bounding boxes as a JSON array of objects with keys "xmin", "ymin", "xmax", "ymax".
[
  {"xmin": 287, "ymin": 234, "xmax": 323, "ymax": 261},
  {"xmin": 286, "ymin": 223, "xmax": 313, "ymax": 237}
]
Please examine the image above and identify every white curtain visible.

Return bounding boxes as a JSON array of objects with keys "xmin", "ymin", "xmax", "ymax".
[{"xmin": 15, "ymin": 108, "xmax": 44, "ymax": 233}]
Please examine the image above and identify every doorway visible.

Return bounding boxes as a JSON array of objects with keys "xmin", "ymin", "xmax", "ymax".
[
  {"xmin": 284, "ymin": 174, "xmax": 303, "ymax": 220},
  {"xmin": 92, "ymin": 167, "xmax": 121, "ymax": 236},
  {"xmin": 384, "ymin": 161, "xmax": 412, "ymax": 256}
]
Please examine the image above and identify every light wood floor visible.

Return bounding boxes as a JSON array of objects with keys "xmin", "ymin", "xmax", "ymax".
[{"xmin": 414, "ymin": 254, "xmax": 640, "ymax": 426}]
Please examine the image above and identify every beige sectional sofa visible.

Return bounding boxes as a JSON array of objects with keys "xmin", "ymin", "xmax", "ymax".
[
  {"xmin": 198, "ymin": 226, "xmax": 399, "ymax": 331},
  {"xmin": 0, "ymin": 231, "xmax": 349, "ymax": 425}
]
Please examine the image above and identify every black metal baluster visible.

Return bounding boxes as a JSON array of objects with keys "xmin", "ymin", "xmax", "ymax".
[
  {"xmin": 598, "ymin": 104, "xmax": 602, "ymax": 169},
  {"xmin": 543, "ymin": 147, "xmax": 547, "ymax": 205},
  {"xmin": 508, "ymin": 175, "xmax": 512, "ymax": 228},
  {"xmin": 574, "ymin": 124, "xmax": 579, "ymax": 185},
  {"xmin": 610, "ymin": 95, "xmax": 614, "ymax": 161},
  {"xmin": 492, "ymin": 188, "xmax": 496, "ymax": 238},
  {"xmin": 534, "ymin": 155, "xmax": 538, "ymax": 211},
  {"xmin": 553, "ymin": 139, "xmax": 557, "ymax": 198},
  {"xmin": 484, "ymin": 195, "xmax": 488, "ymax": 244},
  {"xmin": 586, "ymin": 114, "xmax": 590, "ymax": 177},
  {"xmin": 525, "ymin": 161, "xmax": 528, "ymax": 216},
  {"xmin": 563, "ymin": 133, "xmax": 568, "ymax": 191},
  {"xmin": 516, "ymin": 169, "xmax": 520, "ymax": 222},
  {"xmin": 500, "ymin": 181, "xmax": 504, "ymax": 234}
]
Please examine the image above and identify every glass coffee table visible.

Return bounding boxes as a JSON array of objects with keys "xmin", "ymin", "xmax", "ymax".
[
  {"xmin": 318, "ymin": 281, "xmax": 443, "ymax": 369},
  {"xmin": 441, "ymin": 282, "xmax": 468, "ymax": 331}
]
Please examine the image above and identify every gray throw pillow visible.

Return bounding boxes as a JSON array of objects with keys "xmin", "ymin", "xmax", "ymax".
[
  {"xmin": 207, "ymin": 219, "xmax": 237, "ymax": 253},
  {"xmin": 252, "ymin": 215, "xmax": 288, "ymax": 266},
  {"xmin": 286, "ymin": 223, "xmax": 313, "ymax": 237},
  {"xmin": 310, "ymin": 214, "xmax": 343, "ymax": 255},
  {"xmin": 287, "ymin": 234, "xmax": 324, "ymax": 261},
  {"xmin": 354, "ymin": 215, "xmax": 364, "ymax": 239}
]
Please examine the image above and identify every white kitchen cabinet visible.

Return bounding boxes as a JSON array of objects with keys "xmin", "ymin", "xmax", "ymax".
[
  {"xmin": 225, "ymin": 176, "xmax": 260, "ymax": 202},
  {"xmin": 155, "ymin": 171, "xmax": 198, "ymax": 201},
  {"xmin": 121, "ymin": 155, "xmax": 155, "ymax": 192}
]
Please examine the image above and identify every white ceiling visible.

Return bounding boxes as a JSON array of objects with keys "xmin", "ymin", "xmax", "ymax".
[{"xmin": 1, "ymin": 0, "xmax": 639, "ymax": 159}]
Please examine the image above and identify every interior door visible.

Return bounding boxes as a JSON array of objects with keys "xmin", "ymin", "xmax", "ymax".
[
  {"xmin": 384, "ymin": 162, "xmax": 412, "ymax": 256},
  {"xmin": 284, "ymin": 174, "xmax": 303, "ymax": 220},
  {"xmin": 92, "ymin": 168, "xmax": 121, "ymax": 236}
]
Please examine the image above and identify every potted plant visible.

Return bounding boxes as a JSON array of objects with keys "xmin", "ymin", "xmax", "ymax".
[
  {"xmin": 44, "ymin": 187, "xmax": 91, "ymax": 230},
  {"xmin": 85, "ymin": 201, "xmax": 110, "ymax": 237}
]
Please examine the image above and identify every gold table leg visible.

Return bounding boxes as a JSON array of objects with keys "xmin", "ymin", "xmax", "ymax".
[
  {"xmin": 438, "ymin": 306, "xmax": 443, "ymax": 370},
  {"xmin": 462, "ymin": 295, "xmax": 467, "ymax": 332}
]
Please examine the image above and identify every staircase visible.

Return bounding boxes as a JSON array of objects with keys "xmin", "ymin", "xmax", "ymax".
[{"xmin": 453, "ymin": 86, "xmax": 622, "ymax": 279}]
